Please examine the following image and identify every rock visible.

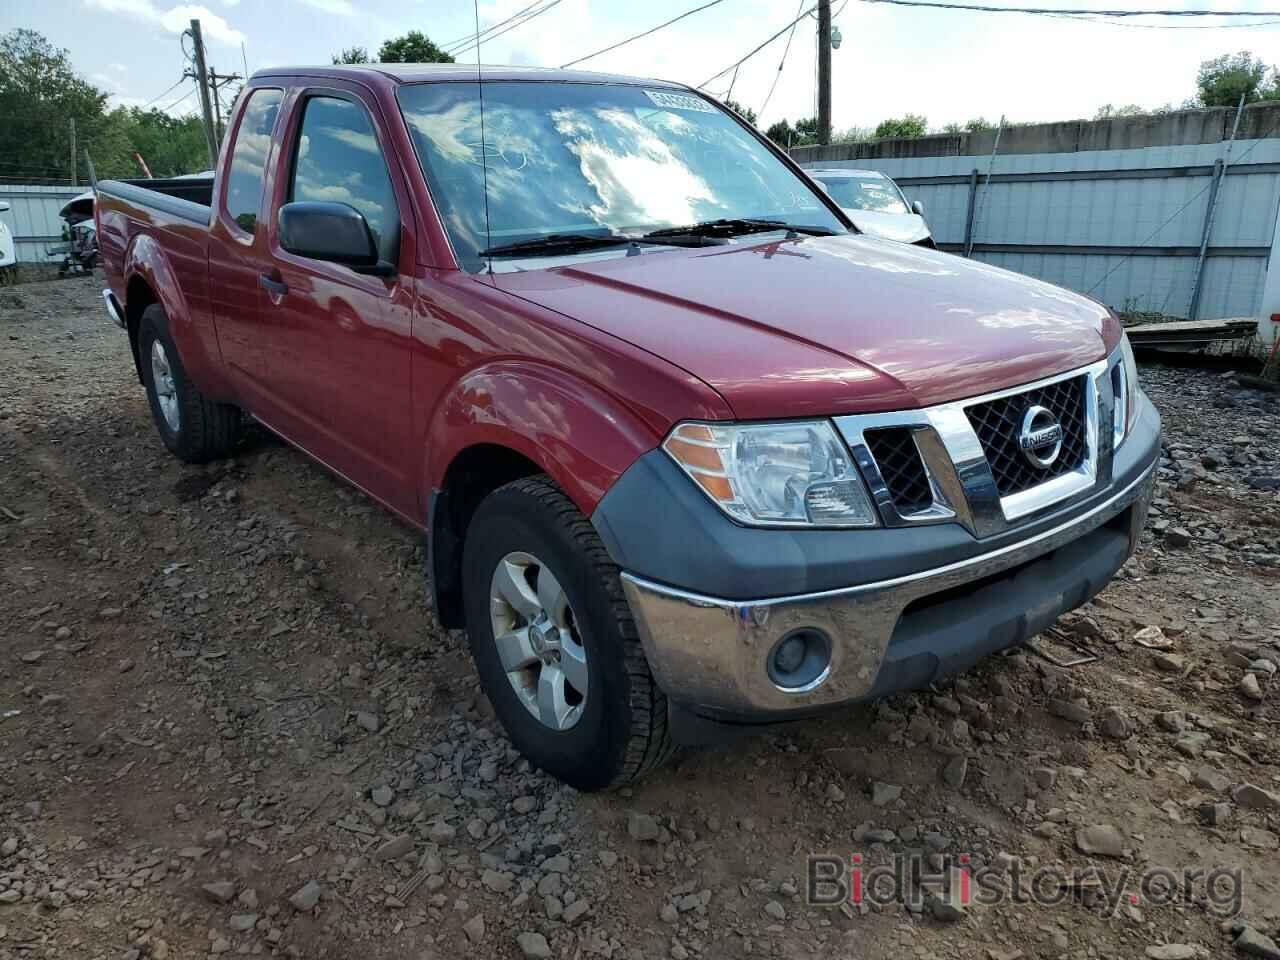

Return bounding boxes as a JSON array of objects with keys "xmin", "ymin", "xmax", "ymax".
[
  {"xmin": 1032, "ymin": 767, "xmax": 1057, "ymax": 791},
  {"xmin": 1240, "ymin": 827, "xmax": 1280, "ymax": 850},
  {"xmin": 1099, "ymin": 706, "xmax": 1132, "ymax": 739},
  {"xmin": 482, "ymin": 869, "xmax": 513, "ymax": 893},
  {"xmin": 1165, "ymin": 527, "xmax": 1192, "ymax": 548},
  {"xmin": 0, "ymin": 890, "xmax": 21, "ymax": 904},
  {"xmin": 1239, "ymin": 674, "xmax": 1264, "ymax": 701},
  {"xmin": 1156, "ymin": 711, "xmax": 1186, "ymax": 733},
  {"xmin": 941, "ymin": 755, "xmax": 967, "ymax": 788},
  {"xmin": 1049, "ymin": 699, "xmax": 1091, "ymax": 724},
  {"xmin": 1232, "ymin": 783, "xmax": 1280, "ymax": 810},
  {"xmin": 478, "ymin": 759, "xmax": 498, "ymax": 782},
  {"xmin": 228, "ymin": 914, "xmax": 258, "ymax": 932},
  {"xmin": 1198, "ymin": 802, "xmax": 1231, "ymax": 826},
  {"xmin": 628, "ymin": 812, "xmax": 661, "ymax": 841},
  {"xmin": 1175, "ymin": 733, "xmax": 1212, "ymax": 758},
  {"xmin": 1234, "ymin": 926, "xmax": 1280, "ymax": 959},
  {"xmin": 428, "ymin": 822, "xmax": 456, "ymax": 842},
  {"xmin": 289, "ymin": 880, "xmax": 322, "ymax": 912},
  {"xmin": 375, "ymin": 834, "xmax": 414, "ymax": 861},
  {"xmin": 0, "ymin": 837, "xmax": 16, "ymax": 856},
  {"xmin": 516, "ymin": 932, "xmax": 551, "ymax": 958},
  {"xmin": 462, "ymin": 914, "xmax": 485, "ymax": 944},
  {"xmin": 660, "ymin": 903, "xmax": 679, "ymax": 924},
  {"xmin": 1154, "ymin": 653, "xmax": 1186, "ymax": 674},
  {"xmin": 1075, "ymin": 825, "xmax": 1126, "ymax": 858},
  {"xmin": 1145, "ymin": 946, "xmax": 1198, "ymax": 960},
  {"xmin": 201, "ymin": 881, "xmax": 237, "ymax": 904},
  {"xmin": 512, "ymin": 796, "xmax": 538, "ymax": 815},
  {"xmin": 562, "ymin": 899, "xmax": 590, "ymax": 924},
  {"xmin": 825, "ymin": 783, "xmax": 846, "ymax": 802},
  {"xmin": 934, "ymin": 695, "xmax": 962, "ymax": 716},
  {"xmin": 354, "ymin": 710, "xmax": 380, "ymax": 732},
  {"xmin": 541, "ymin": 854, "xmax": 571, "ymax": 873},
  {"xmin": 871, "ymin": 782, "xmax": 902, "ymax": 806},
  {"xmin": 763, "ymin": 899, "xmax": 786, "ymax": 921},
  {"xmin": 1133, "ymin": 625, "xmax": 1173, "ymax": 649},
  {"xmin": 928, "ymin": 892, "xmax": 965, "ymax": 922},
  {"xmin": 370, "ymin": 785, "xmax": 394, "ymax": 807},
  {"xmin": 1192, "ymin": 766, "xmax": 1229, "ymax": 792}
]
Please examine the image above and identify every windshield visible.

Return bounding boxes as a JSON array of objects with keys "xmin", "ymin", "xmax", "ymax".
[
  {"xmin": 816, "ymin": 175, "xmax": 910, "ymax": 215},
  {"xmin": 397, "ymin": 81, "xmax": 844, "ymax": 271}
]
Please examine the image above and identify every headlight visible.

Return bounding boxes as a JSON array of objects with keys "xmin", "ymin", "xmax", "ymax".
[
  {"xmin": 663, "ymin": 420, "xmax": 878, "ymax": 527},
  {"xmin": 1111, "ymin": 333, "xmax": 1140, "ymax": 448}
]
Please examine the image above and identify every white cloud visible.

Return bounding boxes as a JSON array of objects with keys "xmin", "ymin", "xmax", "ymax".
[
  {"xmin": 83, "ymin": 0, "xmax": 247, "ymax": 46},
  {"xmin": 109, "ymin": 62, "xmax": 128, "ymax": 72},
  {"xmin": 296, "ymin": 0, "xmax": 355, "ymax": 14}
]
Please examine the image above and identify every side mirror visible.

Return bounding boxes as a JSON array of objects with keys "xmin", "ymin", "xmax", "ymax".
[
  {"xmin": 277, "ymin": 201, "xmax": 392, "ymax": 275},
  {"xmin": 911, "ymin": 199, "xmax": 925, "ymax": 217}
]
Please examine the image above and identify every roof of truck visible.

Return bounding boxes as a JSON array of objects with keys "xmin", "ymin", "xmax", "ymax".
[{"xmin": 252, "ymin": 63, "xmax": 686, "ymax": 88}]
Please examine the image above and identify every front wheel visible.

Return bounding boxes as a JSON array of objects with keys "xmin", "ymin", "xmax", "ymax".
[{"xmin": 461, "ymin": 476, "xmax": 674, "ymax": 791}]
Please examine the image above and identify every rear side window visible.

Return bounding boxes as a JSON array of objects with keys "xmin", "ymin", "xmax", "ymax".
[
  {"xmin": 289, "ymin": 96, "xmax": 400, "ymax": 265},
  {"xmin": 225, "ymin": 88, "xmax": 283, "ymax": 234}
]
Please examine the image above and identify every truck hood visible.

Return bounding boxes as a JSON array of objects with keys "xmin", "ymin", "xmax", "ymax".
[
  {"xmin": 492, "ymin": 234, "xmax": 1120, "ymax": 420},
  {"xmin": 842, "ymin": 208, "xmax": 932, "ymax": 245}
]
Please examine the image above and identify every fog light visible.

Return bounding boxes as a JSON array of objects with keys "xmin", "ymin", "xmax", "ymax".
[{"xmin": 767, "ymin": 629, "xmax": 832, "ymax": 693}]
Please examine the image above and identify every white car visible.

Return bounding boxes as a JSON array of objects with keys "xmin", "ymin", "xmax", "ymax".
[
  {"xmin": 0, "ymin": 201, "xmax": 15, "ymax": 269},
  {"xmin": 807, "ymin": 168, "xmax": 933, "ymax": 246}
]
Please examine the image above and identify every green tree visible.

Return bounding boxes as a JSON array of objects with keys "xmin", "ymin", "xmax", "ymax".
[
  {"xmin": 0, "ymin": 29, "xmax": 114, "ymax": 181},
  {"xmin": 1094, "ymin": 103, "xmax": 1146, "ymax": 119},
  {"xmin": 377, "ymin": 31, "xmax": 454, "ymax": 64},
  {"xmin": 1195, "ymin": 52, "xmax": 1280, "ymax": 107},
  {"xmin": 765, "ymin": 116, "xmax": 819, "ymax": 148},
  {"xmin": 722, "ymin": 99, "xmax": 757, "ymax": 125},
  {"xmin": 332, "ymin": 46, "xmax": 370, "ymax": 64},
  {"xmin": 873, "ymin": 114, "xmax": 928, "ymax": 139},
  {"xmin": 118, "ymin": 108, "xmax": 209, "ymax": 177}
]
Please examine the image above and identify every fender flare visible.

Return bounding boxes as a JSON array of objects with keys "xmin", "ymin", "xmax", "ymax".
[
  {"xmin": 422, "ymin": 360, "xmax": 662, "ymax": 627},
  {"xmin": 124, "ymin": 234, "xmax": 231, "ymax": 399}
]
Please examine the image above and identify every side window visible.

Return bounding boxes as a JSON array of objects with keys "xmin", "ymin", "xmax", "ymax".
[
  {"xmin": 225, "ymin": 88, "xmax": 283, "ymax": 234},
  {"xmin": 290, "ymin": 96, "xmax": 400, "ymax": 265}
]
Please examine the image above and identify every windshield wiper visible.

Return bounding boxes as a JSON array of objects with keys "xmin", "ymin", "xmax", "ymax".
[
  {"xmin": 643, "ymin": 218, "xmax": 839, "ymax": 240},
  {"xmin": 479, "ymin": 231, "xmax": 719, "ymax": 258}
]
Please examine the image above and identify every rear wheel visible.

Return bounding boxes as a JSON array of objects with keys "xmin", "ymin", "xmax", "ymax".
[
  {"xmin": 139, "ymin": 304, "xmax": 241, "ymax": 463},
  {"xmin": 461, "ymin": 476, "xmax": 674, "ymax": 791}
]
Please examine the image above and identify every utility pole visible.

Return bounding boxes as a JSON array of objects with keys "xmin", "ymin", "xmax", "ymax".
[
  {"xmin": 69, "ymin": 117, "xmax": 77, "ymax": 187},
  {"xmin": 187, "ymin": 19, "xmax": 219, "ymax": 166},
  {"xmin": 817, "ymin": 0, "xmax": 831, "ymax": 146},
  {"xmin": 207, "ymin": 69, "xmax": 243, "ymax": 144}
]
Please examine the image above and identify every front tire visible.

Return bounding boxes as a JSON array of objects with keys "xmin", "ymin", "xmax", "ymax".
[
  {"xmin": 138, "ymin": 304, "xmax": 241, "ymax": 463},
  {"xmin": 462, "ymin": 476, "xmax": 674, "ymax": 791}
]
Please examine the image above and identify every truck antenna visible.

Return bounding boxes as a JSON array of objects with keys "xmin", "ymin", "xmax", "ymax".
[{"xmin": 474, "ymin": 0, "xmax": 493, "ymax": 275}]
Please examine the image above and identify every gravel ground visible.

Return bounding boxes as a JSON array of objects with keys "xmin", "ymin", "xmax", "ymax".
[{"xmin": 1, "ymin": 275, "xmax": 1279, "ymax": 960}]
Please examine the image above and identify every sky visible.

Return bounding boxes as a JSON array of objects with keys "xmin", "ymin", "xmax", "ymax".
[{"xmin": 4, "ymin": 0, "xmax": 1280, "ymax": 133}]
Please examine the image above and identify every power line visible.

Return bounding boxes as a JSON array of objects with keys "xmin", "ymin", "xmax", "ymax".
[
  {"xmin": 859, "ymin": 0, "xmax": 1280, "ymax": 17},
  {"xmin": 451, "ymin": 0, "xmax": 563, "ymax": 58},
  {"xmin": 759, "ymin": 0, "xmax": 809, "ymax": 118},
  {"xmin": 700, "ymin": 2, "xmax": 821, "ymax": 89},
  {"xmin": 443, "ymin": 0, "xmax": 548, "ymax": 52},
  {"xmin": 1044, "ymin": 11, "xmax": 1280, "ymax": 27},
  {"xmin": 139, "ymin": 77, "xmax": 188, "ymax": 110},
  {"xmin": 160, "ymin": 85, "xmax": 199, "ymax": 113},
  {"xmin": 561, "ymin": 0, "xmax": 732, "ymax": 68}
]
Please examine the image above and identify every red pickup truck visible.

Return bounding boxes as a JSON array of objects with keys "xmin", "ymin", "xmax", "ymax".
[{"xmin": 97, "ymin": 64, "xmax": 1159, "ymax": 791}]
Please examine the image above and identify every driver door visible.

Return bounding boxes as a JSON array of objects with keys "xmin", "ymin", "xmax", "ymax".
[{"xmin": 260, "ymin": 86, "xmax": 417, "ymax": 518}]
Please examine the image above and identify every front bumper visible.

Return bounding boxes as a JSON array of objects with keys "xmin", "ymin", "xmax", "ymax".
[{"xmin": 603, "ymin": 390, "xmax": 1159, "ymax": 722}]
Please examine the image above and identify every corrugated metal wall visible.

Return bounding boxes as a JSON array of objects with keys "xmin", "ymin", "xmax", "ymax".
[
  {"xmin": 0, "ymin": 184, "xmax": 86, "ymax": 263},
  {"xmin": 802, "ymin": 140, "xmax": 1280, "ymax": 321}
]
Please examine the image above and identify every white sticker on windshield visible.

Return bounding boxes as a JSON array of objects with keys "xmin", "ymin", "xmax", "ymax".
[{"xmin": 643, "ymin": 89, "xmax": 716, "ymax": 113}]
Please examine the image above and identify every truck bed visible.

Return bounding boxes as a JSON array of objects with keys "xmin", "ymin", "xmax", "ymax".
[{"xmin": 97, "ymin": 176, "xmax": 214, "ymax": 226}]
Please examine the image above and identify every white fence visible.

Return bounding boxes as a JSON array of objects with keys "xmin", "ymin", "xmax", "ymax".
[
  {"xmin": 0, "ymin": 183, "xmax": 86, "ymax": 263},
  {"xmin": 800, "ymin": 140, "xmax": 1280, "ymax": 346}
]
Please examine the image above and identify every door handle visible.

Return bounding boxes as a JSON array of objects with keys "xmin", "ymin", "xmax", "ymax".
[{"xmin": 258, "ymin": 272, "xmax": 289, "ymax": 297}]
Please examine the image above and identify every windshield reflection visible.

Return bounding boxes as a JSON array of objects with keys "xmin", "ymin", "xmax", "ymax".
[{"xmin": 398, "ymin": 81, "xmax": 842, "ymax": 272}]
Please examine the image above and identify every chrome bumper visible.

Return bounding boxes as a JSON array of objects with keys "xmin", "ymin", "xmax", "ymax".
[
  {"xmin": 621, "ymin": 456, "xmax": 1156, "ymax": 718},
  {"xmin": 102, "ymin": 288, "xmax": 125, "ymax": 329}
]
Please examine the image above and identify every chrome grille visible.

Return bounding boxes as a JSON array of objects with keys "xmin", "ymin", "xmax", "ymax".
[
  {"xmin": 964, "ymin": 375, "xmax": 1088, "ymax": 497},
  {"xmin": 864, "ymin": 428, "xmax": 932, "ymax": 515}
]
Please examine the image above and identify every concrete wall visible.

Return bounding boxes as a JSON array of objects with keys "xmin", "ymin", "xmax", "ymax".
[
  {"xmin": 0, "ymin": 184, "xmax": 84, "ymax": 263},
  {"xmin": 791, "ymin": 102, "xmax": 1280, "ymax": 165}
]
